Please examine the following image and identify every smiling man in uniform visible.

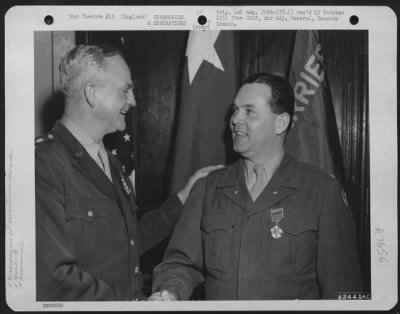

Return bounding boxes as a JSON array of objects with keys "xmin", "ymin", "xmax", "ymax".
[
  {"xmin": 150, "ymin": 72, "xmax": 363, "ymax": 300},
  {"xmin": 35, "ymin": 44, "xmax": 221, "ymax": 301}
]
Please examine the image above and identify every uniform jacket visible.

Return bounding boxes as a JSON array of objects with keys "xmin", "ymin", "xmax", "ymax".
[
  {"xmin": 152, "ymin": 154, "xmax": 363, "ymax": 300},
  {"xmin": 35, "ymin": 121, "xmax": 182, "ymax": 301}
]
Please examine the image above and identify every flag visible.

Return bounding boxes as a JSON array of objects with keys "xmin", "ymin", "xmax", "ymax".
[
  {"xmin": 169, "ymin": 31, "xmax": 239, "ymax": 194},
  {"xmin": 287, "ymin": 30, "xmax": 344, "ymax": 181}
]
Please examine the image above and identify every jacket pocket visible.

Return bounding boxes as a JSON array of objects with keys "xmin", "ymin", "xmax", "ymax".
[
  {"xmin": 201, "ymin": 213, "xmax": 234, "ymax": 272},
  {"xmin": 266, "ymin": 215, "xmax": 318, "ymax": 278},
  {"xmin": 283, "ymin": 215, "xmax": 318, "ymax": 235},
  {"xmin": 65, "ymin": 198, "xmax": 113, "ymax": 261}
]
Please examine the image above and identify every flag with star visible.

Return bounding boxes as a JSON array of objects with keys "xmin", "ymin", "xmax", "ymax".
[
  {"xmin": 104, "ymin": 111, "xmax": 135, "ymax": 177},
  {"xmin": 286, "ymin": 30, "xmax": 344, "ymax": 182},
  {"xmin": 168, "ymin": 31, "xmax": 239, "ymax": 194}
]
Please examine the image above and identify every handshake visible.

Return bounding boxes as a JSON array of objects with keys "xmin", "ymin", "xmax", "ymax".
[{"xmin": 147, "ymin": 290, "xmax": 177, "ymax": 301}]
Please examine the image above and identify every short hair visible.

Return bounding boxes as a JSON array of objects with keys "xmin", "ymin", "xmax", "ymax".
[
  {"xmin": 59, "ymin": 44, "xmax": 125, "ymax": 96},
  {"xmin": 243, "ymin": 72, "xmax": 295, "ymax": 132}
]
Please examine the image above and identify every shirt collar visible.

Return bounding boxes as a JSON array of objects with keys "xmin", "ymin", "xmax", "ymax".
[
  {"xmin": 243, "ymin": 152, "xmax": 285, "ymax": 183},
  {"xmin": 216, "ymin": 153, "xmax": 300, "ymax": 191}
]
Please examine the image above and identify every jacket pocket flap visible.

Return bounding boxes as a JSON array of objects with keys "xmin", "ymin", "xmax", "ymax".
[
  {"xmin": 65, "ymin": 199, "xmax": 112, "ymax": 222},
  {"xmin": 201, "ymin": 214, "xmax": 233, "ymax": 232},
  {"xmin": 283, "ymin": 215, "xmax": 318, "ymax": 235}
]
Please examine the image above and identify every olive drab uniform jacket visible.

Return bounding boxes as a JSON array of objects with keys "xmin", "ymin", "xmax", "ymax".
[
  {"xmin": 152, "ymin": 154, "xmax": 363, "ymax": 300},
  {"xmin": 35, "ymin": 121, "xmax": 182, "ymax": 301}
]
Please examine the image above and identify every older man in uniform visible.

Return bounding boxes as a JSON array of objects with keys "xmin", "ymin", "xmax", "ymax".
[
  {"xmin": 35, "ymin": 44, "xmax": 221, "ymax": 301},
  {"xmin": 150, "ymin": 72, "xmax": 363, "ymax": 300}
]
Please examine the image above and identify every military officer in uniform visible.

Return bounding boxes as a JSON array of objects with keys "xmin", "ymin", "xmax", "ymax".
[
  {"xmin": 35, "ymin": 44, "xmax": 222, "ymax": 301},
  {"xmin": 150, "ymin": 73, "xmax": 363, "ymax": 300}
]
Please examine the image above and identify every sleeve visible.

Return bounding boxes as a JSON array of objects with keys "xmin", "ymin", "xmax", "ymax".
[
  {"xmin": 151, "ymin": 178, "xmax": 206, "ymax": 300},
  {"xmin": 317, "ymin": 179, "xmax": 364, "ymax": 299},
  {"xmin": 35, "ymin": 152, "xmax": 132, "ymax": 301},
  {"xmin": 138, "ymin": 194, "xmax": 183, "ymax": 255}
]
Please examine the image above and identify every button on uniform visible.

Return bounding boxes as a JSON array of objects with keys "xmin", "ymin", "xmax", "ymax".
[
  {"xmin": 134, "ymin": 266, "xmax": 139, "ymax": 274},
  {"xmin": 130, "ymin": 239, "xmax": 134, "ymax": 246},
  {"xmin": 88, "ymin": 210, "xmax": 93, "ymax": 217}
]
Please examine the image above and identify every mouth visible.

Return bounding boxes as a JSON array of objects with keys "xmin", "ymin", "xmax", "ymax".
[
  {"xmin": 233, "ymin": 131, "xmax": 248, "ymax": 144},
  {"xmin": 233, "ymin": 130, "xmax": 247, "ymax": 138},
  {"xmin": 119, "ymin": 109, "xmax": 129, "ymax": 116}
]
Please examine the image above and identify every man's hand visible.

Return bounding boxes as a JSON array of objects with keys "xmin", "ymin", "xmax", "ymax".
[
  {"xmin": 177, "ymin": 165, "xmax": 224, "ymax": 204},
  {"xmin": 148, "ymin": 290, "xmax": 177, "ymax": 301}
]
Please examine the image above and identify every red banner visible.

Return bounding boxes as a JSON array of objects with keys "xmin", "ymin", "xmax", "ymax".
[
  {"xmin": 169, "ymin": 31, "xmax": 239, "ymax": 194},
  {"xmin": 287, "ymin": 30, "xmax": 344, "ymax": 181}
]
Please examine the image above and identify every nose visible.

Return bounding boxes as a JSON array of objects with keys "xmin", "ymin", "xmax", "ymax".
[
  {"xmin": 128, "ymin": 90, "xmax": 136, "ymax": 107},
  {"xmin": 230, "ymin": 108, "xmax": 241, "ymax": 127}
]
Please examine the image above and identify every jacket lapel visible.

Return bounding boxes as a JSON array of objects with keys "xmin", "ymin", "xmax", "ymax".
[
  {"xmin": 216, "ymin": 159, "xmax": 253, "ymax": 212},
  {"xmin": 216, "ymin": 154, "xmax": 301, "ymax": 216},
  {"xmin": 52, "ymin": 121, "xmax": 116, "ymax": 200}
]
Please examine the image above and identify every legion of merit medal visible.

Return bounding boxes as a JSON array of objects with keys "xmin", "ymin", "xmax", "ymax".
[
  {"xmin": 270, "ymin": 208, "xmax": 284, "ymax": 239},
  {"xmin": 121, "ymin": 176, "xmax": 132, "ymax": 196}
]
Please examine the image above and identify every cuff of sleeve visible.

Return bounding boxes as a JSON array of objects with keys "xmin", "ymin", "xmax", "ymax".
[{"xmin": 159, "ymin": 281, "xmax": 191, "ymax": 301}]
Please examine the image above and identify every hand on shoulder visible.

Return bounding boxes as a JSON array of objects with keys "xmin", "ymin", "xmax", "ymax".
[{"xmin": 177, "ymin": 164, "xmax": 224, "ymax": 204}]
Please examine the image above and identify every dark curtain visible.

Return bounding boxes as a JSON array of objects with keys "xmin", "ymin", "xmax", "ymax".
[
  {"xmin": 238, "ymin": 30, "xmax": 296, "ymax": 78},
  {"xmin": 320, "ymin": 31, "xmax": 370, "ymax": 293},
  {"xmin": 75, "ymin": 30, "xmax": 370, "ymax": 295}
]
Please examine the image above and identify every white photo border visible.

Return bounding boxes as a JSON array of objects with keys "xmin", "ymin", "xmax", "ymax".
[{"xmin": 4, "ymin": 5, "xmax": 398, "ymax": 311}]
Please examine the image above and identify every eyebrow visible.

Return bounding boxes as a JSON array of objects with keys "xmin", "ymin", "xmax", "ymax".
[
  {"xmin": 124, "ymin": 83, "xmax": 134, "ymax": 90},
  {"xmin": 233, "ymin": 103, "xmax": 256, "ymax": 109}
]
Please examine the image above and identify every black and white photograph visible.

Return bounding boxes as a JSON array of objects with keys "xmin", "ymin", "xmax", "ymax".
[{"xmin": 4, "ymin": 5, "xmax": 397, "ymax": 311}]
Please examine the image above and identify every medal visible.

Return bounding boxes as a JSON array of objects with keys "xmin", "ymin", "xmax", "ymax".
[
  {"xmin": 270, "ymin": 225, "xmax": 284, "ymax": 239},
  {"xmin": 121, "ymin": 176, "xmax": 132, "ymax": 196},
  {"xmin": 270, "ymin": 208, "xmax": 284, "ymax": 239}
]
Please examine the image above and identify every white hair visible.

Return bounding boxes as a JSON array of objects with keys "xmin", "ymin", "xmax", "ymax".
[{"xmin": 59, "ymin": 44, "xmax": 123, "ymax": 96}]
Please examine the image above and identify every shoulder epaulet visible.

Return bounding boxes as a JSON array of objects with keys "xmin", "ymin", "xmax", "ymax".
[
  {"xmin": 295, "ymin": 160, "xmax": 337, "ymax": 182},
  {"xmin": 35, "ymin": 132, "xmax": 55, "ymax": 148}
]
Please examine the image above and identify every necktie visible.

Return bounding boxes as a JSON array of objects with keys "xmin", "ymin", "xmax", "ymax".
[
  {"xmin": 97, "ymin": 149, "xmax": 106, "ymax": 171},
  {"xmin": 97, "ymin": 146, "xmax": 112, "ymax": 182},
  {"xmin": 249, "ymin": 164, "xmax": 267, "ymax": 201}
]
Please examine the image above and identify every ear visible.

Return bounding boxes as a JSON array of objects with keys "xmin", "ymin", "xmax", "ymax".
[
  {"xmin": 83, "ymin": 82, "xmax": 96, "ymax": 108},
  {"xmin": 275, "ymin": 112, "xmax": 290, "ymax": 135}
]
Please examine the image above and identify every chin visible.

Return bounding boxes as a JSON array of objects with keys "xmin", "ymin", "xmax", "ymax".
[
  {"xmin": 116, "ymin": 123, "xmax": 126, "ymax": 132},
  {"xmin": 233, "ymin": 142, "xmax": 247, "ymax": 153}
]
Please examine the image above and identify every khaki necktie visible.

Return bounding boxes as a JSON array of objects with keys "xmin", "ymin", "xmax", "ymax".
[
  {"xmin": 249, "ymin": 164, "xmax": 267, "ymax": 201},
  {"xmin": 97, "ymin": 146, "xmax": 112, "ymax": 182},
  {"xmin": 97, "ymin": 149, "xmax": 106, "ymax": 171}
]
